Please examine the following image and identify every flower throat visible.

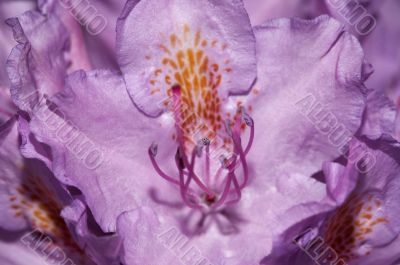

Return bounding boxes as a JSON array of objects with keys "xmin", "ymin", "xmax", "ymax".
[{"xmin": 149, "ymin": 85, "xmax": 254, "ymax": 211}]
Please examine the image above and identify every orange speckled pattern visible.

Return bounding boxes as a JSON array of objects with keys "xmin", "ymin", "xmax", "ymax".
[
  {"xmin": 324, "ymin": 192, "xmax": 388, "ymax": 262},
  {"xmin": 8, "ymin": 169, "xmax": 87, "ymax": 263},
  {"xmin": 146, "ymin": 25, "xmax": 245, "ymax": 150}
]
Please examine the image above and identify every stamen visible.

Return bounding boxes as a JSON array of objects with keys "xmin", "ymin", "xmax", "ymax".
[
  {"xmin": 219, "ymin": 155, "xmax": 228, "ymax": 169},
  {"xmin": 176, "ymin": 147, "xmax": 204, "ymax": 209},
  {"xmin": 218, "ymin": 155, "xmax": 236, "ymax": 169},
  {"xmin": 211, "ymin": 157, "xmax": 238, "ymax": 209},
  {"xmin": 212, "ymin": 174, "xmax": 232, "ymax": 209},
  {"xmin": 232, "ymin": 136, "xmax": 249, "ymax": 190},
  {"xmin": 224, "ymin": 119, "xmax": 233, "ymax": 137},
  {"xmin": 170, "ymin": 85, "xmax": 213, "ymax": 197},
  {"xmin": 203, "ymin": 138, "xmax": 211, "ymax": 185},
  {"xmin": 149, "ymin": 142, "xmax": 158, "ymax": 156},
  {"xmin": 226, "ymin": 172, "xmax": 242, "ymax": 205},
  {"xmin": 241, "ymin": 111, "xmax": 254, "ymax": 155},
  {"xmin": 241, "ymin": 110, "xmax": 254, "ymax": 127},
  {"xmin": 214, "ymin": 155, "xmax": 235, "ymax": 187},
  {"xmin": 178, "ymin": 166, "xmax": 202, "ymax": 209},
  {"xmin": 177, "ymin": 145, "xmax": 214, "ymax": 198},
  {"xmin": 201, "ymin": 137, "xmax": 211, "ymax": 146},
  {"xmin": 149, "ymin": 87, "xmax": 256, "ymax": 211},
  {"xmin": 227, "ymin": 110, "xmax": 251, "ymax": 190},
  {"xmin": 148, "ymin": 143, "xmax": 180, "ymax": 186},
  {"xmin": 195, "ymin": 140, "xmax": 204, "ymax": 157}
]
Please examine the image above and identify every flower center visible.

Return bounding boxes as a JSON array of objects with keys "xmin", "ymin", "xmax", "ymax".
[
  {"xmin": 9, "ymin": 169, "xmax": 89, "ymax": 263},
  {"xmin": 149, "ymin": 86, "xmax": 254, "ymax": 211},
  {"xmin": 323, "ymin": 192, "xmax": 388, "ymax": 261}
]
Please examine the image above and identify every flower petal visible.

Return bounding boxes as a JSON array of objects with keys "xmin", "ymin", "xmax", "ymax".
[
  {"xmin": 0, "ymin": 118, "xmax": 98, "ymax": 264},
  {"xmin": 0, "ymin": 239, "xmax": 53, "ymax": 265},
  {"xmin": 25, "ymin": 15, "xmax": 370, "ymax": 264},
  {"xmin": 28, "ymin": 70, "xmax": 176, "ymax": 232},
  {"xmin": 38, "ymin": 0, "xmax": 92, "ymax": 71},
  {"xmin": 263, "ymin": 137, "xmax": 400, "ymax": 265},
  {"xmin": 0, "ymin": 117, "xmax": 29, "ymax": 231},
  {"xmin": 116, "ymin": 0, "xmax": 257, "ymax": 116},
  {"xmin": 61, "ymin": 198, "xmax": 121, "ymax": 265},
  {"xmin": 360, "ymin": 90, "xmax": 397, "ymax": 139},
  {"xmin": 249, "ymin": 15, "xmax": 367, "ymax": 177},
  {"xmin": 6, "ymin": 10, "xmax": 69, "ymax": 112},
  {"xmin": 244, "ymin": 0, "xmax": 326, "ymax": 26},
  {"xmin": 116, "ymin": 207, "xmax": 176, "ymax": 265},
  {"xmin": 62, "ymin": 0, "xmax": 126, "ymax": 69},
  {"xmin": 0, "ymin": 0, "xmax": 35, "ymax": 87},
  {"xmin": 0, "ymin": 88, "xmax": 16, "ymax": 127}
]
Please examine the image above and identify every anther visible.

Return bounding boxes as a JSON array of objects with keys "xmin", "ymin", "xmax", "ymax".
[
  {"xmin": 219, "ymin": 155, "xmax": 228, "ymax": 169},
  {"xmin": 242, "ymin": 111, "xmax": 254, "ymax": 155},
  {"xmin": 149, "ymin": 142, "xmax": 158, "ymax": 157},
  {"xmin": 148, "ymin": 144, "xmax": 180, "ymax": 186},
  {"xmin": 195, "ymin": 140, "xmax": 206, "ymax": 157},
  {"xmin": 201, "ymin": 137, "xmax": 211, "ymax": 146},
  {"xmin": 204, "ymin": 137, "xmax": 211, "ymax": 185},
  {"xmin": 241, "ymin": 110, "xmax": 254, "ymax": 127},
  {"xmin": 195, "ymin": 137, "xmax": 210, "ymax": 158}
]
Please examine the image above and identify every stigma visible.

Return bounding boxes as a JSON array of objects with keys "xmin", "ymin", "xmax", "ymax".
[{"xmin": 149, "ymin": 85, "xmax": 254, "ymax": 211}]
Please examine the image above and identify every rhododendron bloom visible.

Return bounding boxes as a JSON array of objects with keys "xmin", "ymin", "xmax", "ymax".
[
  {"xmin": 0, "ymin": 0, "xmax": 399, "ymax": 265},
  {"xmin": 21, "ymin": 3, "xmax": 369, "ymax": 265},
  {"xmin": 263, "ymin": 138, "xmax": 400, "ymax": 265}
]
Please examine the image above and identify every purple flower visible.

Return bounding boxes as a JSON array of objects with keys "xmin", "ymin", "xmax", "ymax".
[
  {"xmin": 0, "ymin": 1, "xmax": 35, "ymax": 122},
  {"xmin": 262, "ymin": 137, "xmax": 400, "ymax": 265},
  {"xmin": 18, "ymin": 0, "xmax": 371, "ymax": 261},
  {"xmin": 4, "ymin": 0, "xmax": 400, "ymax": 264},
  {"xmin": 0, "ymin": 116, "xmax": 120, "ymax": 264},
  {"xmin": 38, "ymin": 0, "xmax": 125, "ymax": 70},
  {"xmin": 5, "ymin": 0, "xmax": 99, "ymax": 114},
  {"xmin": 0, "ymin": 0, "xmax": 35, "ymax": 88}
]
